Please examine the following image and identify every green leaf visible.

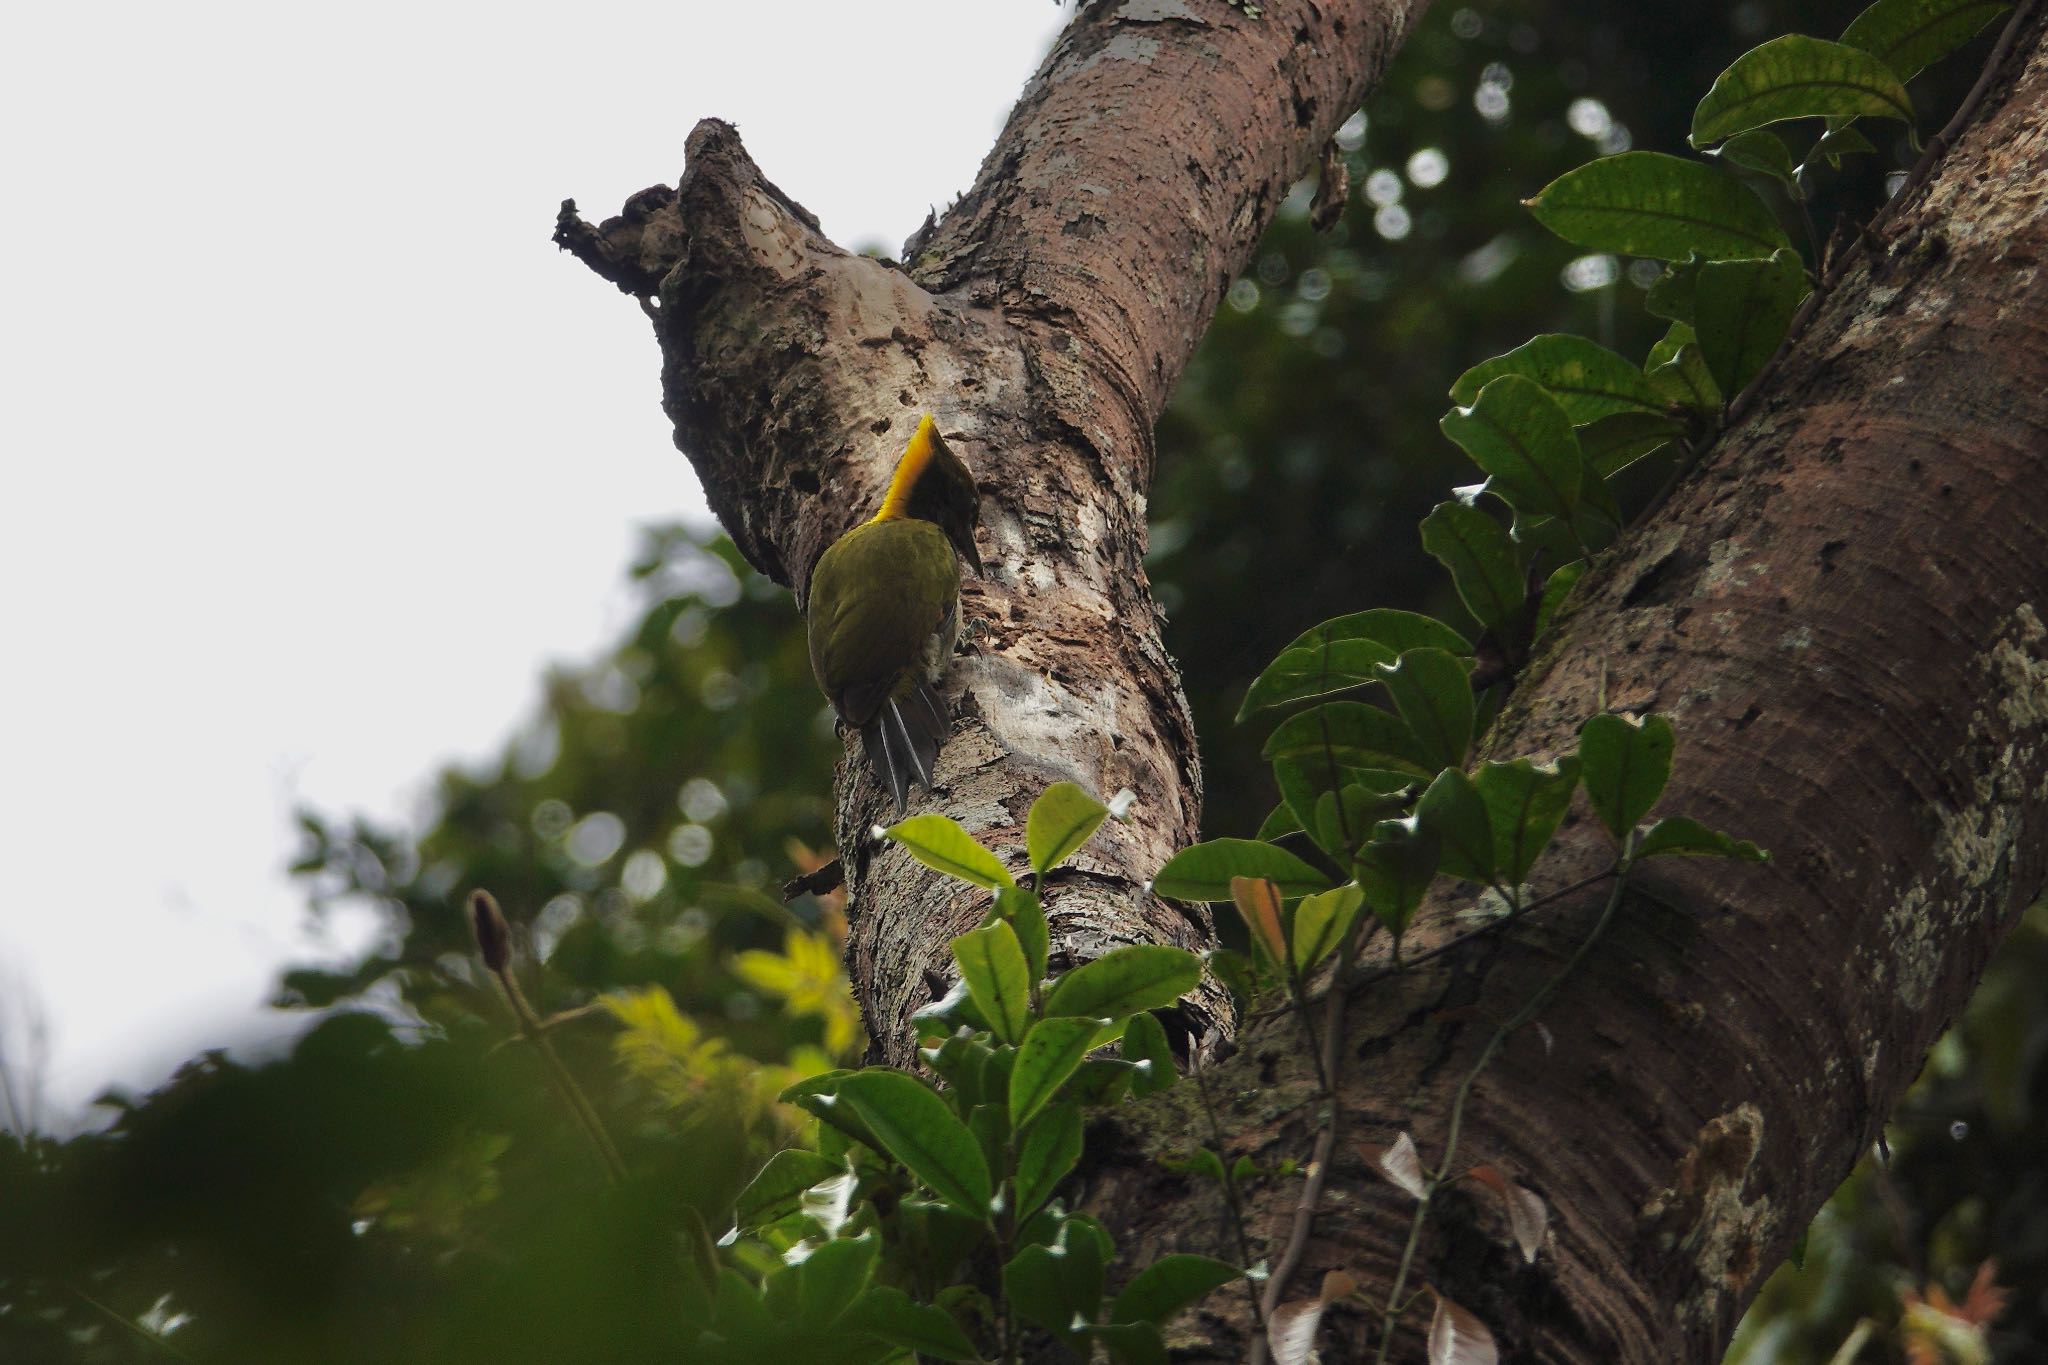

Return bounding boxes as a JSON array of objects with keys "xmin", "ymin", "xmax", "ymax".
[
  {"xmin": 1312, "ymin": 784, "xmax": 1408, "ymax": 862},
  {"xmin": 1692, "ymin": 35, "xmax": 1913, "ymax": 147},
  {"xmin": 782, "ymin": 1070, "xmax": 887, "ymax": 1150},
  {"xmin": 1281, "ymin": 608, "xmax": 1472, "ymax": 657},
  {"xmin": 1843, "ymin": 0, "xmax": 2009, "ymax": 82},
  {"xmin": 1636, "ymin": 815, "xmax": 1771, "ymax": 861},
  {"xmin": 922, "ymin": 1032, "xmax": 994, "ymax": 1107},
  {"xmin": 842, "ymin": 1286, "xmax": 980, "ymax": 1362},
  {"xmin": 735, "ymin": 1150, "xmax": 846, "ymax": 1231},
  {"xmin": 1646, "ymin": 322, "xmax": 1722, "ymax": 416},
  {"xmin": 883, "ymin": 814, "xmax": 1014, "ymax": 890},
  {"xmin": 1526, "ymin": 151, "xmax": 1791, "ymax": 260},
  {"xmin": 1579, "ymin": 713, "xmax": 1677, "ymax": 839},
  {"xmin": 1206, "ymin": 948, "xmax": 1259, "ymax": 1006},
  {"xmin": 1806, "ymin": 123, "xmax": 1877, "ymax": 170},
  {"xmin": 1414, "ymin": 769, "xmax": 1496, "ymax": 885},
  {"xmin": 1579, "ymin": 411, "xmax": 1687, "ymax": 478},
  {"xmin": 795, "ymin": 1232, "xmax": 879, "ymax": 1329},
  {"xmin": 1441, "ymin": 375, "xmax": 1585, "ymax": 522},
  {"xmin": 1421, "ymin": 500, "xmax": 1526, "ymax": 632},
  {"xmin": 1356, "ymin": 816, "xmax": 1442, "ymax": 934},
  {"xmin": 1043, "ymin": 945, "xmax": 1203, "ymax": 1024},
  {"xmin": 910, "ymin": 978, "xmax": 993, "ymax": 1040},
  {"xmin": 1153, "ymin": 838, "xmax": 1331, "ymax": 901},
  {"xmin": 1473, "ymin": 756, "xmax": 1582, "ymax": 886},
  {"xmin": 1239, "ymin": 609, "xmax": 1475, "ymax": 719},
  {"xmin": 1006, "ymin": 1219, "xmax": 1109, "ymax": 1348},
  {"xmin": 1532, "ymin": 561, "xmax": 1587, "ymax": 643},
  {"xmin": 1713, "ymin": 128, "xmax": 1802, "ymax": 192},
  {"xmin": 1091, "ymin": 1321, "xmax": 1169, "ymax": 1365},
  {"xmin": 1121, "ymin": 1010, "xmax": 1177, "ymax": 1096},
  {"xmin": 1377, "ymin": 648, "xmax": 1475, "ymax": 771},
  {"xmin": 1028, "ymin": 782, "xmax": 1110, "ymax": 877},
  {"xmin": 1015, "ymin": 1101, "xmax": 1084, "ymax": 1217},
  {"xmin": 1646, "ymin": 252, "xmax": 1706, "ymax": 325},
  {"xmin": 832, "ymin": 1071, "xmax": 994, "ymax": 1217},
  {"xmin": 1693, "ymin": 251, "xmax": 1811, "ymax": 398},
  {"xmin": 997, "ymin": 885, "xmax": 1050, "ymax": 987},
  {"xmin": 1110, "ymin": 1253, "xmax": 1243, "ymax": 1326},
  {"xmin": 1450, "ymin": 334, "xmax": 1665, "ymax": 423},
  {"xmin": 1255, "ymin": 801, "xmax": 1303, "ymax": 841},
  {"xmin": 1236, "ymin": 639, "xmax": 1396, "ymax": 720},
  {"xmin": 953, "ymin": 921, "xmax": 1032, "ymax": 1044},
  {"xmin": 1263, "ymin": 702, "xmax": 1435, "ymax": 778},
  {"xmin": 1291, "ymin": 883, "xmax": 1365, "ymax": 972},
  {"xmin": 1064, "ymin": 1056, "xmax": 1141, "ymax": 1107},
  {"xmin": 1010, "ymin": 1016, "xmax": 1104, "ymax": 1128}
]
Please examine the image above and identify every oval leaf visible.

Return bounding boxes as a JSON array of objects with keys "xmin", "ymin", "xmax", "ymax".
[
  {"xmin": 1043, "ymin": 944, "xmax": 1203, "ymax": 1024},
  {"xmin": 833, "ymin": 1070, "xmax": 993, "ymax": 1217},
  {"xmin": 1263, "ymin": 701, "xmax": 1438, "ymax": 777},
  {"xmin": 1009, "ymin": 1015, "xmax": 1105, "ymax": 1128},
  {"xmin": 1238, "ymin": 638, "xmax": 1397, "ymax": 720},
  {"xmin": 1427, "ymin": 1290, "xmax": 1500, "ymax": 1365},
  {"xmin": 1691, "ymin": 34, "xmax": 1913, "ymax": 146},
  {"xmin": 735, "ymin": 1149, "xmax": 846, "ymax": 1231},
  {"xmin": 1842, "ymin": 0, "xmax": 2009, "ymax": 83},
  {"xmin": 1578, "ymin": 712, "xmax": 1676, "ymax": 838},
  {"xmin": 953, "ymin": 921, "xmax": 1032, "ymax": 1044},
  {"xmin": 884, "ymin": 814, "xmax": 1014, "ymax": 889},
  {"xmin": 1693, "ymin": 251, "xmax": 1810, "ymax": 399},
  {"xmin": 1526, "ymin": 151, "xmax": 1791, "ymax": 260},
  {"xmin": 1636, "ymin": 815, "xmax": 1770, "ymax": 861},
  {"xmin": 997, "ymin": 885, "xmax": 1051, "ymax": 986},
  {"xmin": 1378, "ymin": 648, "xmax": 1476, "ymax": 772},
  {"xmin": 1291, "ymin": 883, "xmax": 1365, "ymax": 972},
  {"xmin": 1449, "ymin": 334, "xmax": 1664, "ymax": 423},
  {"xmin": 1415, "ymin": 769, "xmax": 1496, "ymax": 886},
  {"xmin": 1110, "ymin": 1254, "xmax": 1242, "ymax": 1327},
  {"xmin": 1121, "ymin": 1009, "xmax": 1178, "ymax": 1097},
  {"xmin": 1028, "ymin": 782, "xmax": 1110, "ymax": 877},
  {"xmin": 1421, "ymin": 500, "xmax": 1526, "ymax": 632},
  {"xmin": 1015, "ymin": 1101, "xmax": 1084, "ymax": 1218},
  {"xmin": 1441, "ymin": 375, "xmax": 1585, "ymax": 523},
  {"xmin": 842, "ymin": 1285, "xmax": 980, "ymax": 1361},
  {"xmin": 1472, "ymin": 756, "xmax": 1582, "ymax": 886},
  {"xmin": 1282, "ymin": 607, "xmax": 1471, "ymax": 657},
  {"xmin": 1153, "ymin": 838, "xmax": 1332, "ymax": 901}
]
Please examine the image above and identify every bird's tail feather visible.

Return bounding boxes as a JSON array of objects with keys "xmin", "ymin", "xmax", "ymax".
[{"xmin": 858, "ymin": 679, "xmax": 949, "ymax": 816}]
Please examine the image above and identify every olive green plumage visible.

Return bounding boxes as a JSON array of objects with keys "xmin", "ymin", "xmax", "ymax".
[{"xmin": 806, "ymin": 415, "xmax": 983, "ymax": 814}]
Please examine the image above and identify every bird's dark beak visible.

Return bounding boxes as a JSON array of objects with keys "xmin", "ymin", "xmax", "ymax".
[{"xmin": 959, "ymin": 533, "xmax": 984, "ymax": 578}]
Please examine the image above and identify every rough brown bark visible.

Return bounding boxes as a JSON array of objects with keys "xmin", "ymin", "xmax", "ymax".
[
  {"xmin": 560, "ymin": 0, "xmax": 2048, "ymax": 1360},
  {"xmin": 1072, "ymin": 16, "xmax": 2048, "ymax": 1365},
  {"xmin": 555, "ymin": 0, "xmax": 1428, "ymax": 1063}
]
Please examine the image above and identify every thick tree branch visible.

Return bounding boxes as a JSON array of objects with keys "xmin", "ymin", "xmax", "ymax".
[
  {"xmin": 1080, "ymin": 17, "xmax": 2048, "ymax": 1362},
  {"xmin": 556, "ymin": 0, "xmax": 1429, "ymax": 1062}
]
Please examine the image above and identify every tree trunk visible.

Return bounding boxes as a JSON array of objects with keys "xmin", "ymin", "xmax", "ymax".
[
  {"xmin": 555, "ymin": 0, "xmax": 1428, "ymax": 1064},
  {"xmin": 560, "ymin": 1, "xmax": 2048, "ymax": 1360}
]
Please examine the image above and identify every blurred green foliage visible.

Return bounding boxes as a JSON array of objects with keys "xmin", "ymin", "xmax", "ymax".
[{"xmin": 1, "ymin": 2, "xmax": 2035, "ymax": 1361}]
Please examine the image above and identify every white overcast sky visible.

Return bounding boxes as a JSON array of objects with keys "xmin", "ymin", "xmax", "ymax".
[{"xmin": 0, "ymin": 1, "xmax": 1070, "ymax": 1123}]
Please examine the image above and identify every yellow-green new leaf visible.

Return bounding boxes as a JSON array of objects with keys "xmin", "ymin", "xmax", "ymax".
[
  {"xmin": 952, "ymin": 921, "xmax": 1032, "ymax": 1044},
  {"xmin": 884, "ymin": 814, "xmax": 1015, "ymax": 889},
  {"xmin": 1028, "ymin": 782, "xmax": 1110, "ymax": 877},
  {"xmin": 1292, "ymin": 884, "xmax": 1365, "ymax": 972}
]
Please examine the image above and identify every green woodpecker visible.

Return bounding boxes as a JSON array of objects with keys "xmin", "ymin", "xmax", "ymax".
[{"xmin": 806, "ymin": 414, "xmax": 983, "ymax": 815}]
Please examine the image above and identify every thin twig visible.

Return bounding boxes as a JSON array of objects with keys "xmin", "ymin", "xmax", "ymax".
[
  {"xmin": 1246, "ymin": 931, "xmax": 1353, "ymax": 1365},
  {"xmin": 1191, "ymin": 1062, "xmax": 1268, "ymax": 1335},
  {"xmin": 1373, "ymin": 850, "xmax": 1635, "ymax": 1363}
]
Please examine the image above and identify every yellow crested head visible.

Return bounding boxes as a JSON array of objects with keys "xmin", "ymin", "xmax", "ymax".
[{"xmin": 874, "ymin": 414, "xmax": 941, "ymax": 523}]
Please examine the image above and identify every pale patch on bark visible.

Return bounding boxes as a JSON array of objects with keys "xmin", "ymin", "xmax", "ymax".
[{"xmin": 1641, "ymin": 1102, "xmax": 1773, "ymax": 1332}]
